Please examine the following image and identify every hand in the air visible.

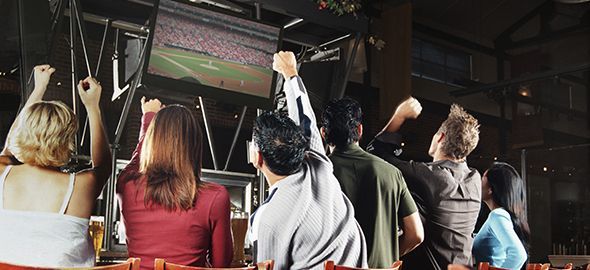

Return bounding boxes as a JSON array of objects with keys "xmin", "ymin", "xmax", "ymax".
[
  {"xmin": 33, "ymin": 64, "xmax": 56, "ymax": 90},
  {"xmin": 272, "ymin": 51, "xmax": 298, "ymax": 79},
  {"xmin": 394, "ymin": 97, "xmax": 422, "ymax": 120},
  {"xmin": 141, "ymin": 97, "xmax": 164, "ymax": 115},
  {"xmin": 78, "ymin": 76, "xmax": 102, "ymax": 110}
]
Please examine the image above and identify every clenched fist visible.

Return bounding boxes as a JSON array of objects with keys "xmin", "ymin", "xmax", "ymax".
[
  {"xmin": 272, "ymin": 51, "xmax": 298, "ymax": 79},
  {"xmin": 78, "ymin": 76, "xmax": 102, "ymax": 110},
  {"xmin": 394, "ymin": 97, "xmax": 422, "ymax": 120}
]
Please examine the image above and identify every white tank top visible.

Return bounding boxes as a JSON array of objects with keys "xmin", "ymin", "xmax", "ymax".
[{"xmin": 0, "ymin": 165, "xmax": 95, "ymax": 268}]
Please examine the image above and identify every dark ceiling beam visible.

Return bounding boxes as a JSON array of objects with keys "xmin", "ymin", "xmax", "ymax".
[
  {"xmin": 413, "ymin": 22, "xmax": 509, "ymax": 58},
  {"xmin": 514, "ymin": 96, "xmax": 587, "ymax": 120},
  {"xmin": 502, "ymin": 22, "xmax": 590, "ymax": 50},
  {"xmin": 561, "ymin": 73, "xmax": 589, "ymax": 87},
  {"xmin": 494, "ymin": 0, "xmax": 554, "ymax": 45},
  {"xmin": 282, "ymin": 32, "xmax": 324, "ymax": 47},
  {"xmin": 450, "ymin": 62, "xmax": 590, "ymax": 97},
  {"xmin": 253, "ymin": 0, "xmax": 368, "ymax": 34}
]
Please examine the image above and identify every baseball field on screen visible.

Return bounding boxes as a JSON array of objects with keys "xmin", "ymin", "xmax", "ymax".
[{"xmin": 148, "ymin": 46, "xmax": 273, "ymax": 98}]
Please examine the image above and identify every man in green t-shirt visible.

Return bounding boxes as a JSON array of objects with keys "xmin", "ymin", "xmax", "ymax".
[{"xmin": 321, "ymin": 97, "xmax": 424, "ymax": 268}]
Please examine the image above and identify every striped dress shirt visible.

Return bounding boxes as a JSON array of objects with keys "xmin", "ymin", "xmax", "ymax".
[{"xmin": 249, "ymin": 76, "xmax": 368, "ymax": 270}]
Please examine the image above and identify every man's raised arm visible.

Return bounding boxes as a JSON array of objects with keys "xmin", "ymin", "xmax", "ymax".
[{"xmin": 273, "ymin": 51, "xmax": 324, "ymax": 155}]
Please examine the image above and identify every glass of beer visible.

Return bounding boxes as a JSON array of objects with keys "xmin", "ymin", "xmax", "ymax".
[
  {"xmin": 231, "ymin": 211, "xmax": 249, "ymax": 266},
  {"xmin": 89, "ymin": 216, "xmax": 105, "ymax": 261}
]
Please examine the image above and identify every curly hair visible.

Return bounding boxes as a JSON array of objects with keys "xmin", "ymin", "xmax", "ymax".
[
  {"xmin": 253, "ymin": 111, "xmax": 309, "ymax": 176},
  {"xmin": 438, "ymin": 104, "xmax": 480, "ymax": 160},
  {"xmin": 9, "ymin": 101, "xmax": 78, "ymax": 167},
  {"xmin": 321, "ymin": 97, "xmax": 363, "ymax": 148}
]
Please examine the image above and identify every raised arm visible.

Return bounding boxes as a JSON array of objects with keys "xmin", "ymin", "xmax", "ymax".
[
  {"xmin": 117, "ymin": 98, "xmax": 161, "ymax": 189},
  {"xmin": 368, "ymin": 97, "xmax": 425, "ymax": 179},
  {"xmin": 381, "ymin": 97, "xmax": 422, "ymax": 134},
  {"xmin": 272, "ymin": 51, "xmax": 324, "ymax": 155},
  {"xmin": 76, "ymin": 77, "xmax": 112, "ymax": 198},
  {"xmin": 1, "ymin": 65, "xmax": 55, "ymax": 156}
]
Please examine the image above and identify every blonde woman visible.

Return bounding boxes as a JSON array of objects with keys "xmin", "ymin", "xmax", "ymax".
[{"xmin": 0, "ymin": 65, "xmax": 111, "ymax": 267}]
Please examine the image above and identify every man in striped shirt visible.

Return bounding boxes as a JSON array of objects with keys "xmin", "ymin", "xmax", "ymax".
[{"xmin": 248, "ymin": 51, "xmax": 367, "ymax": 270}]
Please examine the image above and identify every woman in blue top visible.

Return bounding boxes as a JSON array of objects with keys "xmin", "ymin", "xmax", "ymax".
[{"xmin": 473, "ymin": 162, "xmax": 530, "ymax": 269}]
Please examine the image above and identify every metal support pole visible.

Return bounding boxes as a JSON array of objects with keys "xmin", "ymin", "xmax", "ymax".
[
  {"xmin": 69, "ymin": 1, "xmax": 79, "ymax": 157},
  {"xmin": 114, "ymin": 31, "xmax": 149, "ymax": 144},
  {"xmin": 95, "ymin": 19, "xmax": 111, "ymax": 77},
  {"xmin": 254, "ymin": 2, "xmax": 261, "ymax": 20},
  {"xmin": 497, "ymin": 56, "xmax": 507, "ymax": 156},
  {"xmin": 47, "ymin": 0, "xmax": 66, "ymax": 66},
  {"xmin": 82, "ymin": 19, "xmax": 111, "ymax": 146},
  {"xmin": 521, "ymin": 149, "xmax": 527, "ymax": 188},
  {"xmin": 224, "ymin": 106, "xmax": 248, "ymax": 171},
  {"xmin": 337, "ymin": 32, "xmax": 362, "ymax": 99},
  {"xmin": 256, "ymin": 109, "xmax": 266, "ymax": 204},
  {"xmin": 106, "ymin": 28, "xmax": 149, "ymax": 251},
  {"xmin": 520, "ymin": 149, "xmax": 529, "ymax": 222},
  {"xmin": 71, "ymin": 0, "xmax": 92, "ymax": 76},
  {"xmin": 104, "ymin": 144, "xmax": 119, "ymax": 251},
  {"xmin": 199, "ymin": 97, "xmax": 219, "ymax": 170}
]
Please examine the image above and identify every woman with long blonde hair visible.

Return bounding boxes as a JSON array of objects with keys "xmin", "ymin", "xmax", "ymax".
[
  {"xmin": 0, "ymin": 65, "xmax": 111, "ymax": 267},
  {"xmin": 117, "ymin": 98, "xmax": 232, "ymax": 270}
]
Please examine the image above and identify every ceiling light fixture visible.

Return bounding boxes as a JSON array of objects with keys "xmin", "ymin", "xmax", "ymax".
[{"xmin": 284, "ymin": 18, "xmax": 304, "ymax": 29}]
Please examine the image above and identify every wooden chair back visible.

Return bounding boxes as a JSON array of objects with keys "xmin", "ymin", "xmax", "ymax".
[
  {"xmin": 527, "ymin": 263, "xmax": 551, "ymax": 270},
  {"xmin": 154, "ymin": 259, "xmax": 273, "ymax": 270},
  {"xmin": 0, "ymin": 258, "xmax": 140, "ymax": 270},
  {"xmin": 477, "ymin": 262, "xmax": 509, "ymax": 270},
  {"xmin": 447, "ymin": 264, "xmax": 472, "ymax": 270},
  {"xmin": 324, "ymin": 260, "xmax": 402, "ymax": 270}
]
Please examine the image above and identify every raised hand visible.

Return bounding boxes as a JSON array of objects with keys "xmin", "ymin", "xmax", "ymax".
[
  {"xmin": 33, "ymin": 64, "xmax": 56, "ymax": 90},
  {"xmin": 78, "ymin": 76, "xmax": 102, "ymax": 110},
  {"xmin": 141, "ymin": 97, "xmax": 163, "ymax": 115},
  {"xmin": 272, "ymin": 51, "xmax": 298, "ymax": 79},
  {"xmin": 394, "ymin": 97, "xmax": 422, "ymax": 120}
]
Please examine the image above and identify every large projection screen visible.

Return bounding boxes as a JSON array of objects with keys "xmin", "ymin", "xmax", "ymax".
[{"xmin": 144, "ymin": 0, "xmax": 283, "ymax": 109}]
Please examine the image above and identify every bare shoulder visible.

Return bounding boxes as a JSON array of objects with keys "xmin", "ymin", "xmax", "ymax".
[
  {"xmin": 73, "ymin": 168, "xmax": 99, "ymax": 195},
  {"xmin": 66, "ymin": 168, "xmax": 100, "ymax": 218}
]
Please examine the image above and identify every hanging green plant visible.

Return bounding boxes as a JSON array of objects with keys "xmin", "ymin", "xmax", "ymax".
[{"xmin": 315, "ymin": 0, "xmax": 362, "ymax": 16}]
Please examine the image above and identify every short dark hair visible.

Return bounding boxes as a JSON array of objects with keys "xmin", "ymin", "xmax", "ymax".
[
  {"xmin": 321, "ymin": 97, "xmax": 362, "ymax": 148},
  {"xmin": 253, "ymin": 111, "xmax": 309, "ymax": 176}
]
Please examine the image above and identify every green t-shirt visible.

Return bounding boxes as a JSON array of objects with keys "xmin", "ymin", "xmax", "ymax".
[{"xmin": 329, "ymin": 144, "xmax": 418, "ymax": 268}]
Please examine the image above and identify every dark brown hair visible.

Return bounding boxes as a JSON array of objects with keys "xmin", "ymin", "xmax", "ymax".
[
  {"xmin": 139, "ymin": 105, "xmax": 203, "ymax": 211},
  {"xmin": 439, "ymin": 104, "xmax": 480, "ymax": 159}
]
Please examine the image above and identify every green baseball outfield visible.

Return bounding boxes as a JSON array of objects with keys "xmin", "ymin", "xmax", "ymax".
[{"xmin": 148, "ymin": 46, "xmax": 273, "ymax": 98}]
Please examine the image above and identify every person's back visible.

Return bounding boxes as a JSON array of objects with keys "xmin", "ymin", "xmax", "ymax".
[
  {"xmin": 118, "ymin": 178, "xmax": 231, "ymax": 269},
  {"xmin": 330, "ymin": 146, "xmax": 418, "ymax": 266},
  {"xmin": 396, "ymin": 160, "xmax": 481, "ymax": 269},
  {"xmin": 0, "ymin": 164, "xmax": 95, "ymax": 268},
  {"xmin": 117, "ymin": 99, "xmax": 232, "ymax": 270},
  {"xmin": 472, "ymin": 162, "xmax": 530, "ymax": 269},
  {"xmin": 248, "ymin": 51, "xmax": 367, "ymax": 269},
  {"xmin": 322, "ymin": 97, "xmax": 422, "ymax": 268},
  {"xmin": 369, "ymin": 98, "xmax": 482, "ymax": 270},
  {"xmin": 253, "ymin": 150, "xmax": 366, "ymax": 269},
  {"xmin": 0, "ymin": 67, "xmax": 111, "ymax": 268}
]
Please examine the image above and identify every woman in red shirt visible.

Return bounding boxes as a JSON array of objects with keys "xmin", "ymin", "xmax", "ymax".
[{"xmin": 117, "ymin": 98, "xmax": 233, "ymax": 270}]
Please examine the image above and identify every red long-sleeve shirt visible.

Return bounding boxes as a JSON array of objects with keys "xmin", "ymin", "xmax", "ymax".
[{"xmin": 116, "ymin": 112, "xmax": 233, "ymax": 270}]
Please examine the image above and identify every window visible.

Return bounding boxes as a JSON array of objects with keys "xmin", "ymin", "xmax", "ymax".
[{"xmin": 412, "ymin": 38, "xmax": 472, "ymax": 87}]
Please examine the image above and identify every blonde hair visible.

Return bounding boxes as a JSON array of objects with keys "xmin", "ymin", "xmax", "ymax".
[
  {"xmin": 438, "ymin": 104, "xmax": 480, "ymax": 160},
  {"xmin": 9, "ymin": 101, "xmax": 78, "ymax": 167},
  {"xmin": 139, "ymin": 105, "xmax": 203, "ymax": 211}
]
